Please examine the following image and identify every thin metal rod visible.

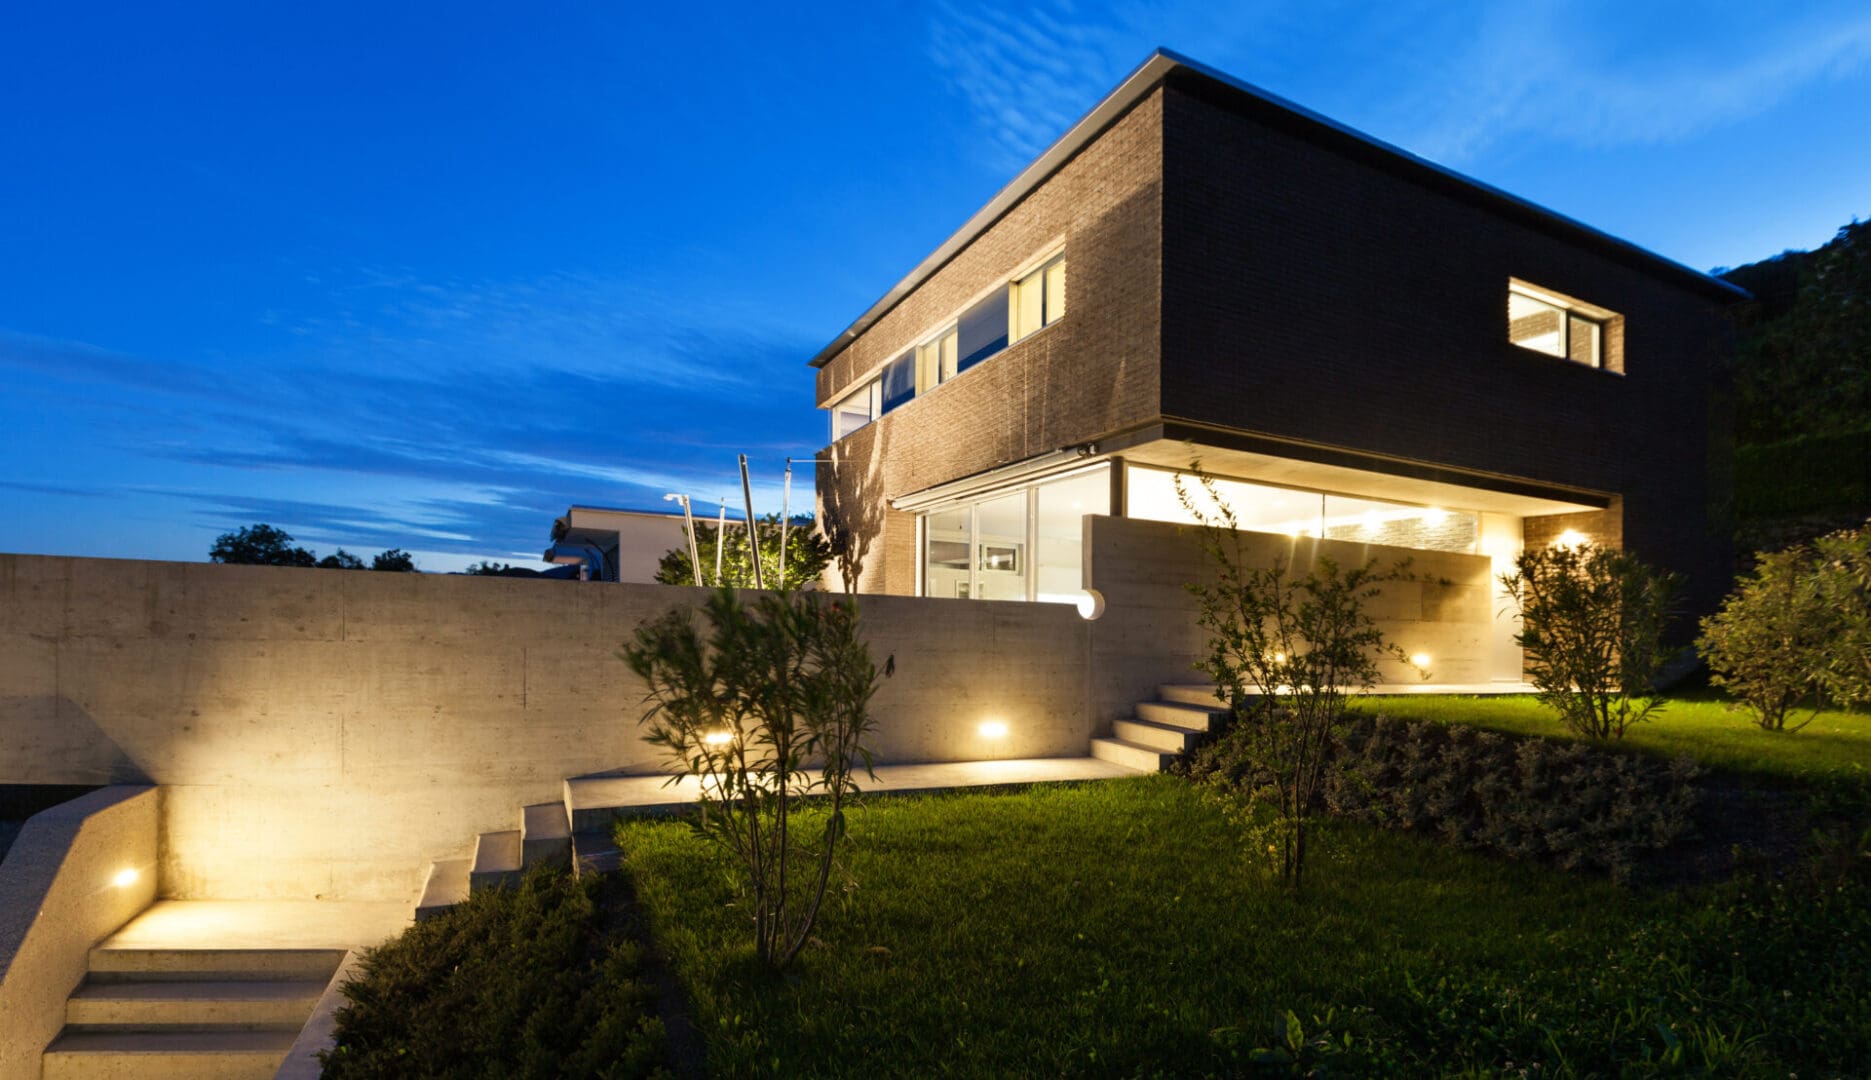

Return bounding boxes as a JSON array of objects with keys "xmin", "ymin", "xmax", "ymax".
[
  {"xmin": 663, "ymin": 493, "xmax": 702, "ymax": 587},
  {"xmin": 739, "ymin": 454, "xmax": 765, "ymax": 591},
  {"xmin": 714, "ymin": 500, "xmax": 727, "ymax": 585},
  {"xmin": 779, "ymin": 461, "xmax": 793, "ymax": 574}
]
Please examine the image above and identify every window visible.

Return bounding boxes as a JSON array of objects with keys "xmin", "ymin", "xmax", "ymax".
[
  {"xmin": 920, "ymin": 464, "xmax": 1109, "ymax": 605},
  {"xmin": 831, "ymin": 378, "xmax": 882, "ymax": 440},
  {"xmin": 956, "ymin": 290, "xmax": 1008, "ymax": 373},
  {"xmin": 1010, "ymin": 254, "xmax": 1066, "ymax": 344},
  {"xmin": 1509, "ymin": 282, "xmax": 1607, "ymax": 368},
  {"xmin": 916, "ymin": 324, "xmax": 959, "ymax": 392},
  {"xmin": 879, "ymin": 351, "xmax": 916, "ymax": 413}
]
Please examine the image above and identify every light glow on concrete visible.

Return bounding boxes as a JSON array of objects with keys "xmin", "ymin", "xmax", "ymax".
[
  {"xmin": 978, "ymin": 721, "xmax": 1008, "ymax": 738},
  {"xmin": 1555, "ymin": 528, "xmax": 1587, "ymax": 549},
  {"xmin": 702, "ymin": 731, "xmax": 733, "ymax": 746},
  {"xmin": 1410, "ymin": 652, "xmax": 1432, "ymax": 669},
  {"xmin": 102, "ymin": 901, "xmax": 412, "ymax": 951},
  {"xmin": 110, "ymin": 868, "xmax": 139, "ymax": 889}
]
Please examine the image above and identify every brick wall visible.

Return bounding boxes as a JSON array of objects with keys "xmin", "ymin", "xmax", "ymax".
[
  {"xmin": 1157, "ymin": 76, "xmax": 1735, "ymax": 617},
  {"xmin": 815, "ymin": 89, "xmax": 1166, "ymax": 595}
]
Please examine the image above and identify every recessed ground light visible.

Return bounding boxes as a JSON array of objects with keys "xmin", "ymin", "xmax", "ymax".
[
  {"xmin": 978, "ymin": 721, "xmax": 1008, "ymax": 738},
  {"xmin": 112, "ymin": 868, "xmax": 139, "ymax": 888},
  {"xmin": 1410, "ymin": 652, "xmax": 1431, "ymax": 669},
  {"xmin": 703, "ymin": 731, "xmax": 733, "ymax": 746}
]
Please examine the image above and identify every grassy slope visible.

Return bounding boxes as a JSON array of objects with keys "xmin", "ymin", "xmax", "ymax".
[
  {"xmin": 1351, "ymin": 694, "xmax": 1871, "ymax": 786},
  {"xmin": 616, "ymin": 776, "xmax": 1867, "ymax": 1077}
]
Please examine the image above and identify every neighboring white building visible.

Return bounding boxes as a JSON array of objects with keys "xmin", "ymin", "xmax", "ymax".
[{"xmin": 544, "ymin": 506, "xmax": 690, "ymax": 583}]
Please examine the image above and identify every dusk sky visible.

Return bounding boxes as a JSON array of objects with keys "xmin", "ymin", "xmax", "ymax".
[{"xmin": 5, "ymin": 2, "xmax": 1869, "ymax": 572}]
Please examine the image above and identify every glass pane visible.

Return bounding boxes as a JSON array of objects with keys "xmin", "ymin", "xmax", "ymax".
[
  {"xmin": 973, "ymin": 490, "xmax": 1027, "ymax": 601},
  {"xmin": 956, "ymin": 290, "xmax": 1008, "ymax": 373},
  {"xmin": 1508, "ymin": 291, "xmax": 1564, "ymax": 356},
  {"xmin": 923, "ymin": 506, "xmax": 972, "ymax": 598},
  {"xmin": 1567, "ymin": 314, "xmax": 1600, "ymax": 367},
  {"xmin": 939, "ymin": 328, "xmax": 958, "ymax": 383},
  {"xmin": 832, "ymin": 385, "xmax": 873, "ymax": 439},
  {"xmin": 1034, "ymin": 467, "xmax": 1107, "ymax": 604},
  {"xmin": 1125, "ymin": 466, "xmax": 1322, "ymax": 537},
  {"xmin": 879, "ymin": 352, "xmax": 916, "ymax": 413},
  {"xmin": 1043, "ymin": 258, "xmax": 1067, "ymax": 325},
  {"xmin": 1322, "ymin": 495, "xmax": 1478, "ymax": 553},
  {"xmin": 1012, "ymin": 270, "xmax": 1044, "ymax": 342}
]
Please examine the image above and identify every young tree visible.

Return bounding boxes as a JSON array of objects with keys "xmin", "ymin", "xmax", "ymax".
[
  {"xmin": 1697, "ymin": 543, "xmax": 1838, "ymax": 731},
  {"xmin": 1502, "ymin": 543, "xmax": 1680, "ymax": 740},
  {"xmin": 654, "ymin": 515, "xmax": 834, "ymax": 591},
  {"xmin": 621, "ymin": 588, "xmax": 884, "ymax": 968},
  {"xmin": 209, "ymin": 524, "xmax": 316, "ymax": 567},
  {"xmin": 317, "ymin": 550, "xmax": 366, "ymax": 570},
  {"xmin": 1177, "ymin": 468, "xmax": 1407, "ymax": 889}
]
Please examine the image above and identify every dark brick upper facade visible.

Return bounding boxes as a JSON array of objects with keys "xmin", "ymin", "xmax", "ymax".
[{"xmin": 812, "ymin": 57, "xmax": 1739, "ymax": 615}]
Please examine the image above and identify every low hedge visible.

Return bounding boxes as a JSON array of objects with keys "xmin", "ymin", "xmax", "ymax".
[
  {"xmin": 321, "ymin": 867, "xmax": 670, "ymax": 1080},
  {"xmin": 1190, "ymin": 712, "xmax": 1701, "ymax": 880}
]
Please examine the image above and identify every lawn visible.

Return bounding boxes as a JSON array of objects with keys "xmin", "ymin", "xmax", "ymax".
[
  {"xmin": 1350, "ymin": 694, "xmax": 1871, "ymax": 787},
  {"xmin": 615, "ymin": 776, "xmax": 1871, "ymax": 1077}
]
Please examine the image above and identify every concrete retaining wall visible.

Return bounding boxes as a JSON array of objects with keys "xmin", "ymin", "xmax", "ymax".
[
  {"xmin": 0, "ymin": 530, "xmax": 1489, "ymax": 903},
  {"xmin": 0, "ymin": 785, "xmax": 160, "ymax": 1079}
]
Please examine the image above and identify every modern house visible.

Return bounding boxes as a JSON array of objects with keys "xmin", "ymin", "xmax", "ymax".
[
  {"xmin": 813, "ymin": 49, "xmax": 1743, "ymax": 680},
  {"xmin": 545, "ymin": 505, "xmax": 690, "ymax": 583}
]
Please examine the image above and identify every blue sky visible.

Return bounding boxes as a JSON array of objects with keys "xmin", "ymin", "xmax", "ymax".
[{"xmin": 4, "ymin": 1, "xmax": 1868, "ymax": 571}]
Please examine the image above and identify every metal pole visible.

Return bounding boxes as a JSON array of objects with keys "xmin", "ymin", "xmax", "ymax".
[
  {"xmin": 663, "ymin": 493, "xmax": 702, "ymax": 587},
  {"xmin": 714, "ymin": 500, "xmax": 727, "ymax": 585},
  {"xmin": 779, "ymin": 460, "xmax": 793, "ymax": 576},
  {"xmin": 739, "ymin": 454, "xmax": 766, "ymax": 591}
]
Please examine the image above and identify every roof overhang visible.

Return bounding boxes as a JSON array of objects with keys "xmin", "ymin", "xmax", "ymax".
[{"xmin": 808, "ymin": 48, "xmax": 1748, "ymax": 371}]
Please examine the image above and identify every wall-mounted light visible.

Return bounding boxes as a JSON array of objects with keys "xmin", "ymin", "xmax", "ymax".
[
  {"xmin": 1410, "ymin": 652, "xmax": 1432, "ymax": 669},
  {"xmin": 111, "ymin": 868, "xmax": 140, "ymax": 889},
  {"xmin": 1422, "ymin": 507, "xmax": 1448, "ymax": 524},
  {"xmin": 703, "ymin": 731, "xmax": 733, "ymax": 747},
  {"xmin": 1554, "ymin": 529, "xmax": 1587, "ymax": 550},
  {"xmin": 978, "ymin": 721, "xmax": 1008, "ymax": 738}
]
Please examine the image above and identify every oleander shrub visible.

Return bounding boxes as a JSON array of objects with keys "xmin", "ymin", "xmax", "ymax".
[
  {"xmin": 1813, "ymin": 522, "xmax": 1871, "ymax": 708},
  {"xmin": 1697, "ymin": 542, "xmax": 1840, "ymax": 730},
  {"xmin": 320, "ymin": 867, "xmax": 670, "ymax": 1079},
  {"xmin": 1190, "ymin": 714, "xmax": 1701, "ymax": 880}
]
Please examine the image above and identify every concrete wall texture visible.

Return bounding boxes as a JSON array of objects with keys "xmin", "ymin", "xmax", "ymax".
[
  {"xmin": 0, "ymin": 534, "xmax": 1491, "ymax": 904},
  {"xmin": 0, "ymin": 785, "xmax": 159, "ymax": 1080}
]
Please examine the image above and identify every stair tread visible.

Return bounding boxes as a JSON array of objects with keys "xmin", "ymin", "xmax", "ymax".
[
  {"xmin": 87, "ymin": 948, "xmax": 346, "ymax": 976},
  {"xmin": 472, "ymin": 830, "xmax": 522, "ymax": 874},
  {"xmin": 71, "ymin": 980, "xmax": 326, "ymax": 1002},
  {"xmin": 417, "ymin": 857, "xmax": 470, "ymax": 914},
  {"xmin": 522, "ymin": 802, "xmax": 570, "ymax": 841},
  {"xmin": 46, "ymin": 1029, "xmax": 299, "ymax": 1053}
]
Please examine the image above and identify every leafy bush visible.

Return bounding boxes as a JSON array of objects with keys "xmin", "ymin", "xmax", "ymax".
[
  {"xmin": 1698, "ymin": 543, "xmax": 1839, "ymax": 730},
  {"xmin": 655, "ymin": 514, "xmax": 835, "ymax": 590},
  {"xmin": 621, "ymin": 587, "xmax": 883, "ymax": 968},
  {"xmin": 321, "ymin": 867, "xmax": 669, "ymax": 1079},
  {"xmin": 1177, "ymin": 464, "xmax": 1407, "ymax": 888},
  {"xmin": 1502, "ymin": 542, "xmax": 1681, "ymax": 739},
  {"xmin": 1190, "ymin": 714, "xmax": 1700, "ymax": 880},
  {"xmin": 1814, "ymin": 522, "xmax": 1871, "ymax": 708}
]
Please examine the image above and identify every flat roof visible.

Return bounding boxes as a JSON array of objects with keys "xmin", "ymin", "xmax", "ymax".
[{"xmin": 809, "ymin": 48, "xmax": 1747, "ymax": 369}]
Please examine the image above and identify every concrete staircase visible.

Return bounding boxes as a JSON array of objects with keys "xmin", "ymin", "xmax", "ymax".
[
  {"xmin": 416, "ymin": 800, "xmax": 574, "ymax": 921},
  {"xmin": 42, "ymin": 946, "xmax": 344, "ymax": 1079},
  {"xmin": 1090, "ymin": 685, "xmax": 1229, "ymax": 773}
]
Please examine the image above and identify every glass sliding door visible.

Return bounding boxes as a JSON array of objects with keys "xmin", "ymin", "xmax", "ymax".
[
  {"xmin": 972, "ymin": 491, "xmax": 1028, "ymax": 601},
  {"xmin": 917, "ymin": 464, "xmax": 1110, "ymax": 604},
  {"xmin": 1034, "ymin": 470, "xmax": 1108, "ymax": 604},
  {"xmin": 923, "ymin": 505, "xmax": 973, "ymax": 598}
]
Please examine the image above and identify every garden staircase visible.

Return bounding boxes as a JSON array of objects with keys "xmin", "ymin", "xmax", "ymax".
[
  {"xmin": 41, "ymin": 946, "xmax": 343, "ymax": 1079},
  {"xmin": 416, "ymin": 801, "xmax": 574, "ymax": 920},
  {"xmin": 1089, "ymin": 685, "xmax": 1228, "ymax": 772}
]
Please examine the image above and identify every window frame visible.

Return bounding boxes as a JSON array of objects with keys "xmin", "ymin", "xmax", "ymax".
[{"xmin": 1507, "ymin": 280, "xmax": 1615, "ymax": 371}]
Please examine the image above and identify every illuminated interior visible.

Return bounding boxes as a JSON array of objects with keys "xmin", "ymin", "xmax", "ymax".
[{"xmin": 921, "ymin": 465, "xmax": 1109, "ymax": 604}]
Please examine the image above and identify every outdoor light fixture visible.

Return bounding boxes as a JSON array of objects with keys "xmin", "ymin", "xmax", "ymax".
[
  {"xmin": 111, "ymin": 868, "xmax": 139, "ymax": 888},
  {"xmin": 703, "ymin": 731, "xmax": 733, "ymax": 746},
  {"xmin": 978, "ymin": 721, "xmax": 1008, "ymax": 738},
  {"xmin": 1410, "ymin": 652, "xmax": 1432, "ymax": 669},
  {"xmin": 1554, "ymin": 529, "xmax": 1587, "ymax": 549},
  {"xmin": 1422, "ymin": 507, "xmax": 1448, "ymax": 524}
]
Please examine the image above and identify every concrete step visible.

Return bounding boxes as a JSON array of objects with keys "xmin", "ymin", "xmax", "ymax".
[
  {"xmin": 415, "ymin": 857, "xmax": 470, "ymax": 921},
  {"xmin": 1112, "ymin": 718, "xmax": 1200, "ymax": 754},
  {"xmin": 65, "ymin": 979, "xmax": 324, "ymax": 1031},
  {"xmin": 86, "ymin": 949, "xmax": 345, "ymax": 983},
  {"xmin": 43, "ymin": 1028, "xmax": 298, "ymax": 1080},
  {"xmin": 564, "ymin": 774, "xmax": 694, "ymax": 832},
  {"xmin": 571, "ymin": 830, "xmax": 623, "ymax": 877},
  {"xmin": 469, "ymin": 830, "xmax": 522, "ymax": 892},
  {"xmin": 1136, "ymin": 700, "xmax": 1225, "ymax": 732},
  {"xmin": 521, "ymin": 802, "xmax": 572, "ymax": 868},
  {"xmin": 1090, "ymin": 737, "xmax": 1173, "ymax": 773},
  {"xmin": 1159, "ymin": 684, "xmax": 1235, "ymax": 708}
]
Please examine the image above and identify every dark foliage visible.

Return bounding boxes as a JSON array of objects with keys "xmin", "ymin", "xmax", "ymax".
[
  {"xmin": 370, "ymin": 548, "xmax": 417, "ymax": 573},
  {"xmin": 320, "ymin": 867, "xmax": 670, "ymax": 1080},
  {"xmin": 209, "ymin": 523, "xmax": 315, "ymax": 567}
]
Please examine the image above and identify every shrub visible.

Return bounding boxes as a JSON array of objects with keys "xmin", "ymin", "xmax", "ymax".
[
  {"xmin": 320, "ymin": 867, "xmax": 669, "ymax": 1079},
  {"xmin": 1814, "ymin": 522, "xmax": 1871, "ymax": 709},
  {"xmin": 654, "ymin": 514, "xmax": 835, "ymax": 590},
  {"xmin": 620, "ymin": 587, "xmax": 882, "ymax": 968},
  {"xmin": 1326, "ymin": 715, "xmax": 1700, "ymax": 880},
  {"xmin": 1697, "ymin": 543, "xmax": 1839, "ymax": 730},
  {"xmin": 1501, "ymin": 542, "xmax": 1680, "ymax": 739},
  {"xmin": 1177, "ymin": 464, "xmax": 1407, "ymax": 888}
]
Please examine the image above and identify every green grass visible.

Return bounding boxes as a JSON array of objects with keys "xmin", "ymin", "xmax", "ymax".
[
  {"xmin": 1353, "ymin": 694, "xmax": 1871, "ymax": 787},
  {"xmin": 616, "ymin": 777, "xmax": 1871, "ymax": 1077}
]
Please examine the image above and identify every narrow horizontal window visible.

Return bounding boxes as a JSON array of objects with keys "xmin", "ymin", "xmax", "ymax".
[
  {"xmin": 957, "ymin": 290, "xmax": 1009, "ymax": 373},
  {"xmin": 880, "ymin": 351, "xmax": 916, "ymax": 414},
  {"xmin": 831, "ymin": 380, "xmax": 877, "ymax": 440},
  {"xmin": 1010, "ymin": 254, "xmax": 1066, "ymax": 345},
  {"xmin": 1508, "ymin": 281, "xmax": 1608, "ymax": 368}
]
